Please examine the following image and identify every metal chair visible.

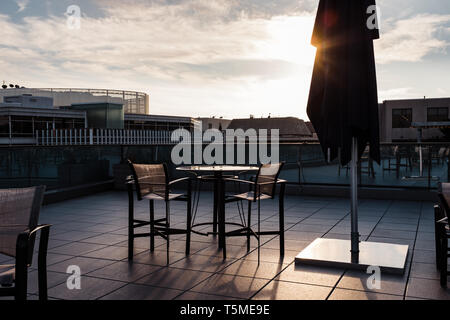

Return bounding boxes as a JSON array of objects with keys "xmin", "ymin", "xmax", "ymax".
[
  {"xmin": 127, "ymin": 161, "xmax": 192, "ymax": 265},
  {"xmin": 383, "ymin": 146, "xmax": 412, "ymax": 178},
  {"xmin": 434, "ymin": 204, "xmax": 449, "ymax": 287},
  {"xmin": 0, "ymin": 186, "xmax": 51, "ymax": 300},
  {"xmin": 432, "ymin": 147, "xmax": 448, "ymax": 166},
  {"xmin": 224, "ymin": 163, "xmax": 286, "ymax": 263},
  {"xmin": 436, "ymin": 183, "xmax": 450, "ymax": 287}
]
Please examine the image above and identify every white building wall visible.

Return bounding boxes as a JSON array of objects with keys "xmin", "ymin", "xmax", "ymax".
[{"xmin": 379, "ymin": 98, "xmax": 450, "ymax": 142}]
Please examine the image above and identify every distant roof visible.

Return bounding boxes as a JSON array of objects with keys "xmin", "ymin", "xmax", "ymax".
[
  {"xmin": 125, "ymin": 113, "xmax": 194, "ymax": 124},
  {"xmin": 383, "ymin": 97, "xmax": 450, "ymax": 103},
  {"xmin": 227, "ymin": 117, "xmax": 312, "ymax": 137},
  {"xmin": 305, "ymin": 121, "xmax": 316, "ymax": 134}
]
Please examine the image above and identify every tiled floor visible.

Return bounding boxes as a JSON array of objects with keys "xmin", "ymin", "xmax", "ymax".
[{"xmin": 1, "ymin": 190, "xmax": 449, "ymax": 300}]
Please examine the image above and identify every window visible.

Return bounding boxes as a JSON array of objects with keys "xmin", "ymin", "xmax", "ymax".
[
  {"xmin": 10, "ymin": 116, "xmax": 33, "ymax": 137},
  {"xmin": 427, "ymin": 107, "xmax": 448, "ymax": 122},
  {"xmin": 0, "ymin": 116, "xmax": 9, "ymax": 137},
  {"xmin": 34, "ymin": 117, "xmax": 54, "ymax": 131},
  {"xmin": 392, "ymin": 109, "xmax": 412, "ymax": 128}
]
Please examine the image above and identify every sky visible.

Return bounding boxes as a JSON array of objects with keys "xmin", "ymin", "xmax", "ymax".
[{"xmin": 0, "ymin": 0, "xmax": 449, "ymax": 120}]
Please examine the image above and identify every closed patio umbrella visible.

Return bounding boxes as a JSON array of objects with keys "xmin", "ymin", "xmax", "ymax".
[
  {"xmin": 296, "ymin": 0, "xmax": 409, "ymax": 273},
  {"xmin": 307, "ymin": 0, "xmax": 380, "ymax": 167}
]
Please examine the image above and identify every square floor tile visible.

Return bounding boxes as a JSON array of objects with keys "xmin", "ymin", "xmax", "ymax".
[
  {"xmin": 171, "ymin": 254, "xmax": 236, "ymax": 273},
  {"xmin": 49, "ymin": 242, "xmax": 107, "ymax": 256},
  {"xmin": 328, "ymin": 288, "xmax": 402, "ymax": 300},
  {"xmin": 219, "ymin": 259, "xmax": 288, "ymax": 280},
  {"xmin": 406, "ymin": 277, "xmax": 450, "ymax": 300},
  {"xmin": 190, "ymin": 274, "xmax": 268, "ymax": 299},
  {"xmin": 82, "ymin": 245, "xmax": 146, "ymax": 261},
  {"xmin": 253, "ymin": 280, "xmax": 332, "ymax": 300},
  {"xmin": 337, "ymin": 269, "xmax": 408, "ymax": 296},
  {"xmin": 88, "ymin": 261, "xmax": 161, "ymax": 282},
  {"xmin": 48, "ymin": 275, "xmax": 125, "ymax": 300},
  {"xmin": 100, "ymin": 283, "xmax": 182, "ymax": 300},
  {"xmin": 175, "ymin": 291, "xmax": 239, "ymax": 300},
  {"xmin": 410, "ymin": 262, "xmax": 441, "ymax": 280},
  {"xmin": 48, "ymin": 256, "xmax": 115, "ymax": 274},
  {"xmin": 27, "ymin": 270, "xmax": 68, "ymax": 295},
  {"xmin": 80, "ymin": 233, "xmax": 128, "ymax": 246},
  {"xmin": 276, "ymin": 263, "xmax": 344, "ymax": 287},
  {"xmin": 136, "ymin": 267, "xmax": 213, "ymax": 290}
]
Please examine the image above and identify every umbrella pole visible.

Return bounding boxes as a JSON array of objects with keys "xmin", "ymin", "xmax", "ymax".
[
  {"xmin": 350, "ymin": 137, "xmax": 360, "ymax": 262},
  {"xmin": 296, "ymin": 137, "xmax": 409, "ymax": 273}
]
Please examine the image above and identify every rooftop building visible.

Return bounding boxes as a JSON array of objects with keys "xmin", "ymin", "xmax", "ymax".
[
  {"xmin": 197, "ymin": 117, "xmax": 232, "ymax": 131},
  {"xmin": 227, "ymin": 117, "xmax": 315, "ymax": 142},
  {"xmin": 0, "ymin": 88, "xmax": 149, "ymax": 114},
  {"xmin": 379, "ymin": 97, "xmax": 450, "ymax": 142},
  {"xmin": 0, "ymin": 89, "xmax": 197, "ymax": 145}
]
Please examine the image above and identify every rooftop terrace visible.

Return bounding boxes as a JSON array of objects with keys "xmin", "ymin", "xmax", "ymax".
[{"xmin": 1, "ymin": 191, "xmax": 448, "ymax": 300}]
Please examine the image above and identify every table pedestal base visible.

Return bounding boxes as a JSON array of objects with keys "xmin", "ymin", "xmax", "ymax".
[{"xmin": 295, "ymin": 238, "xmax": 409, "ymax": 274}]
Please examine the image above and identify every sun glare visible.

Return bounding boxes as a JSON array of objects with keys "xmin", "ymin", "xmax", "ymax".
[
  {"xmin": 247, "ymin": 15, "xmax": 316, "ymax": 119},
  {"xmin": 262, "ymin": 15, "xmax": 316, "ymax": 66}
]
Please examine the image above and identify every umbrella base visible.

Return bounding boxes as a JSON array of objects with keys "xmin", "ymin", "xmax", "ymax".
[{"xmin": 295, "ymin": 238, "xmax": 409, "ymax": 274}]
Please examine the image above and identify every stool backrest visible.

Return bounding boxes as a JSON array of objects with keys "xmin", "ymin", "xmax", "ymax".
[
  {"xmin": 255, "ymin": 162, "xmax": 284, "ymax": 198},
  {"xmin": 438, "ymin": 183, "xmax": 450, "ymax": 219},
  {"xmin": 128, "ymin": 160, "xmax": 169, "ymax": 201},
  {"xmin": 0, "ymin": 186, "xmax": 46, "ymax": 264}
]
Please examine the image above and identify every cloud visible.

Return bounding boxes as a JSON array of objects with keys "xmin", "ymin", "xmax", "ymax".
[
  {"xmin": 0, "ymin": 0, "xmax": 317, "ymax": 119},
  {"xmin": 437, "ymin": 87, "xmax": 448, "ymax": 95},
  {"xmin": 378, "ymin": 87, "xmax": 417, "ymax": 101},
  {"xmin": 0, "ymin": 1, "xmax": 315, "ymax": 85},
  {"xmin": 15, "ymin": 0, "xmax": 29, "ymax": 13},
  {"xmin": 94, "ymin": 0, "xmax": 316, "ymax": 20},
  {"xmin": 376, "ymin": 14, "xmax": 450, "ymax": 64}
]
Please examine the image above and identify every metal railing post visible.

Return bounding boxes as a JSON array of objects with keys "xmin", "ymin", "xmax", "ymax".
[{"xmin": 90, "ymin": 129, "xmax": 94, "ymax": 145}]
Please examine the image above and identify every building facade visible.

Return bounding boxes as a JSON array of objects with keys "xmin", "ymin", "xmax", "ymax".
[
  {"xmin": 226, "ymin": 117, "xmax": 314, "ymax": 142},
  {"xmin": 0, "ymin": 88, "xmax": 149, "ymax": 115},
  {"xmin": 379, "ymin": 97, "xmax": 450, "ymax": 142},
  {"xmin": 0, "ymin": 88, "xmax": 197, "ymax": 145},
  {"xmin": 197, "ymin": 117, "xmax": 232, "ymax": 131}
]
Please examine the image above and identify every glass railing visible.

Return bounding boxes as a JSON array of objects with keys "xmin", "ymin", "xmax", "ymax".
[
  {"xmin": 0, "ymin": 142, "xmax": 448, "ymax": 191},
  {"xmin": 278, "ymin": 142, "xmax": 449, "ymax": 190}
]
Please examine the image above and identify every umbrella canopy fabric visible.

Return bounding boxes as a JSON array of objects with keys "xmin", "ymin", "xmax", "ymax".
[{"xmin": 307, "ymin": 0, "xmax": 380, "ymax": 166}]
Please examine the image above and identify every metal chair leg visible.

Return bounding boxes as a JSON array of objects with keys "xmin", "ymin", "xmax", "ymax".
[
  {"xmin": 440, "ymin": 237, "xmax": 448, "ymax": 287},
  {"xmin": 127, "ymin": 184, "xmax": 134, "ymax": 261},
  {"xmin": 150, "ymin": 200, "xmax": 155, "ymax": 252},
  {"xmin": 15, "ymin": 234, "xmax": 28, "ymax": 301},
  {"xmin": 166, "ymin": 201, "xmax": 170, "ymax": 265},
  {"xmin": 190, "ymin": 176, "xmax": 201, "ymax": 231},
  {"xmin": 186, "ymin": 180, "xmax": 192, "ymax": 255},
  {"xmin": 279, "ymin": 183, "xmax": 285, "ymax": 256},
  {"xmin": 247, "ymin": 201, "xmax": 252, "ymax": 252},
  {"xmin": 38, "ymin": 226, "xmax": 50, "ymax": 301},
  {"xmin": 213, "ymin": 179, "xmax": 218, "ymax": 235},
  {"xmin": 257, "ymin": 196, "xmax": 261, "ymax": 266}
]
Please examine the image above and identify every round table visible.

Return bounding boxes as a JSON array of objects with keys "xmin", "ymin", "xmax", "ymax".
[{"xmin": 177, "ymin": 165, "xmax": 259, "ymax": 255}]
